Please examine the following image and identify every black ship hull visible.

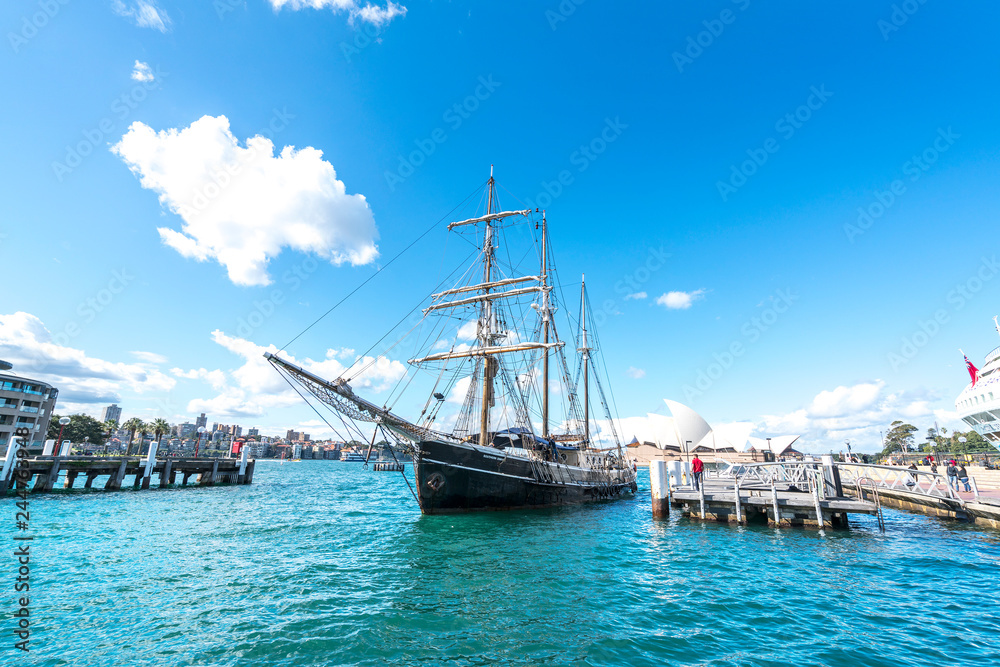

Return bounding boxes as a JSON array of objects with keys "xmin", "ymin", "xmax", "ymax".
[{"xmin": 414, "ymin": 438, "xmax": 637, "ymax": 514}]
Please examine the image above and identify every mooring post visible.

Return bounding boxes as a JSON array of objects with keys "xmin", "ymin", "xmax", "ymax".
[
  {"xmin": 734, "ymin": 478, "xmax": 742, "ymax": 524},
  {"xmin": 698, "ymin": 480, "xmax": 706, "ymax": 520},
  {"xmin": 1, "ymin": 437, "xmax": 22, "ymax": 485},
  {"xmin": 160, "ymin": 459, "xmax": 172, "ymax": 488},
  {"xmin": 106, "ymin": 459, "xmax": 127, "ymax": 490},
  {"xmin": 770, "ymin": 479, "xmax": 781, "ymax": 527},
  {"xmin": 63, "ymin": 471, "xmax": 78, "ymax": 489},
  {"xmin": 245, "ymin": 459, "xmax": 255, "ymax": 484},
  {"xmin": 813, "ymin": 471, "xmax": 824, "ymax": 529},
  {"xmin": 36, "ymin": 457, "xmax": 61, "ymax": 492},
  {"xmin": 142, "ymin": 440, "xmax": 158, "ymax": 490},
  {"xmin": 237, "ymin": 445, "xmax": 249, "ymax": 484},
  {"xmin": 650, "ymin": 459, "xmax": 670, "ymax": 518}
]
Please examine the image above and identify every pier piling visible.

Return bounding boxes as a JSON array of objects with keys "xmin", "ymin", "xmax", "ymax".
[{"xmin": 650, "ymin": 460, "xmax": 670, "ymax": 518}]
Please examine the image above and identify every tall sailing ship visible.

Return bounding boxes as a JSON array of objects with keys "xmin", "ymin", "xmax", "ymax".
[{"xmin": 267, "ymin": 171, "xmax": 637, "ymax": 513}]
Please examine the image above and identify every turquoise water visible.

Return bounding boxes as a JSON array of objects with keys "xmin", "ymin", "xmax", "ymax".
[{"xmin": 18, "ymin": 461, "xmax": 1000, "ymax": 666}]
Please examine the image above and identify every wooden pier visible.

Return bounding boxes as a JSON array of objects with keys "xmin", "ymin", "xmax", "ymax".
[
  {"xmin": 2, "ymin": 451, "xmax": 255, "ymax": 494},
  {"xmin": 651, "ymin": 459, "xmax": 1000, "ymax": 530}
]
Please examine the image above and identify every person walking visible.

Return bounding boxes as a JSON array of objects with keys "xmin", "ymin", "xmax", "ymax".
[
  {"xmin": 958, "ymin": 464, "xmax": 971, "ymax": 492},
  {"xmin": 906, "ymin": 462, "xmax": 918, "ymax": 487},
  {"xmin": 946, "ymin": 461, "xmax": 959, "ymax": 491},
  {"xmin": 691, "ymin": 454, "xmax": 704, "ymax": 492}
]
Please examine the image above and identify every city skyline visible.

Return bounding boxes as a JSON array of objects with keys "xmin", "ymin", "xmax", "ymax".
[{"xmin": 2, "ymin": 2, "xmax": 1000, "ymax": 453}]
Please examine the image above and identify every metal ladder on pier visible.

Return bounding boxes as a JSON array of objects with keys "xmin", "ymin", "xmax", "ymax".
[{"xmin": 855, "ymin": 477, "xmax": 885, "ymax": 533}]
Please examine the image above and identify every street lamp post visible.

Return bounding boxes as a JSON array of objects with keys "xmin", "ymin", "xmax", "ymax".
[{"xmin": 56, "ymin": 416, "xmax": 71, "ymax": 448}]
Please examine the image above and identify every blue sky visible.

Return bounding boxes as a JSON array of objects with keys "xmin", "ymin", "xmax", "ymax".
[{"xmin": 2, "ymin": 0, "xmax": 999, "ymax": 452}]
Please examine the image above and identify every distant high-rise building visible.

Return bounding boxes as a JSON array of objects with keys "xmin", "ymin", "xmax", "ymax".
[
  {"xmin": 248, "ymin": 427, "xmax": 259, "ymax": 438},
  {"xmin": 178, "ymin": 423, "xmax": 195, "ymax": 438},
  {"xmin": 195, "ymin": 413, "xmax": 207, "ymax": 430},
  {"xmin": 100, "ymin": 403, "xmax": 122, "ymax": 423}
]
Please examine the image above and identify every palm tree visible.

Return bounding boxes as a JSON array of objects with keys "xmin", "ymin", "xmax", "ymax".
[
  {"xmin": 122, "ymin": 417, "xmax": 144, "ymax": 456},
  {"xmin": 150, "ymin": 418, "xmax": 170, "ymax": 453},
  {"xmin": 136, "ymin": 421, "xmax": 150, "ymax": 455}
]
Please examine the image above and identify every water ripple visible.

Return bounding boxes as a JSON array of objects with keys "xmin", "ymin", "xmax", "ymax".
[{"xmin": 18, "ymin": 463, "xmax": 1000, "ymax": 666}]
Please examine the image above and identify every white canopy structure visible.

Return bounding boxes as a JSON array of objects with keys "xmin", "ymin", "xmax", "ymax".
[{"xmin": 624, "ymin": 399, "xmax": 801, "ymax": 456}]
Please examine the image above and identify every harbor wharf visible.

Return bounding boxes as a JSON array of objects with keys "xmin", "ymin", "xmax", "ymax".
[
  {"xmin": 1, "ymin": 454, "xmax": 256, "ymax": 494},
  {"xmin": 651, "ymin": 459, "xmax": 1000, "ymax": 530}
]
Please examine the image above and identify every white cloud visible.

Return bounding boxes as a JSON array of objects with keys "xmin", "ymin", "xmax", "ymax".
[
  {"xmin": 131, "ymin": 350, "xmax": 168, "ymax": 364},
  {"xmin": 656, "ymin": 289, "xmax": 705, "ymax": 310},
  {"xmin": 456, "ymin": 321, "xmax": 479, "ymax": 341},
  {"xmin": 113, "ymin": 1, "xmax": 171, "ymax": 32},
  {"xmin": 131, "ymin": 60, "xmax": 155, "ymax": 82},
  {"xmin": 112, "ymin": 115, "xmax": 379, "ymax": 286},
  {"xmin": 624, "ymin": 292, "xmax": 647, "ymax": 301},
  {"xmin": 755, "ymin": 381, "xmax": 960, "ymax": 453},
  {"xmin": 269, "ymin": 0, "xmax": 408, "ymax": 27},
  {"xmin": 171, "ymin": 367, "xmax": 228, "ymax": 391},
  {"xmin": 807, "ymin": 381, "xmax": 883, "ymax": 418},
  {"xmin": 0, "ymin": 312, "xmax": 176, "ymax": 407},
  {"xmin": 176, "ymin": 330, "xmax": 406, "ymax": 419},
  {"xmin": 626, "ymin": 366, "xmax": 646, "ymax": 379}
]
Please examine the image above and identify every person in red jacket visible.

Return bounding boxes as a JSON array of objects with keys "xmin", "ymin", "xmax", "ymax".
[{"xmin": 691, "ymin": 454, "xmax": 704, "ymax": 491}]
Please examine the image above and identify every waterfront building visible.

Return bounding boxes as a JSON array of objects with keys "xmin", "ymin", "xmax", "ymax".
[
  {"xmin": 956, "ymin": 325, "xmax": 1000, "ymax": 445},
  {"xmin": 0, "ymin": 370, "xmax": 58, "ymax": 453},
  {"xmin": 100, "ymin": 403, "xmax": 122, "ymax": 423},
  {"xmin": 195, "ymin": 413, "xmax": 208, "ymax": 430}
]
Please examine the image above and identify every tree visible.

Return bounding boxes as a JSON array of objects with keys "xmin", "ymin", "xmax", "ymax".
[
  {"xmin": 150, "ymin": 418, "xmax": 170, "ymax": 445},
  {"xmin": 45, "ymin": 414, "xmax": 106, "ymax": 447},
  {"xmin": 881, "ymin": 420, "xmax": 917, "ymax": 457},
  {"xmin": 122, "ymin": 417, "xmax": 145, "ymax": 456}
]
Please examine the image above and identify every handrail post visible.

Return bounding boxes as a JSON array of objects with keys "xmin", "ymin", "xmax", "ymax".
[{"xmin": 970, "ymin": 476, "xmax": 980, "ymax": 501}]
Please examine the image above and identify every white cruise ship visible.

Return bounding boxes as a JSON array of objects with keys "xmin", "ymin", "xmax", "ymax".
[{"xmin": 955, "ymin": 318, "xmax": 1000, "ymax": 445}]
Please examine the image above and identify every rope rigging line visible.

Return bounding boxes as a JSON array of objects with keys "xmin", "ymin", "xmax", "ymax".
[{"xmin": 279, "ymin": 178, "xmax": 488, "ymax": 352}]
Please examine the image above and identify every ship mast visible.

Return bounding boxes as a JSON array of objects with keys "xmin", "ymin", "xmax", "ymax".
[
  {"xmin": 479, "ymin": 169, "xmax": 496, "ymax": 447},
  {"xmin": 580, "ymin": 275, "xmax": 590, "ymax": 448},
  {"xmin": 541, "ymin": 212, "xmax": 550, "ymax": 438}
]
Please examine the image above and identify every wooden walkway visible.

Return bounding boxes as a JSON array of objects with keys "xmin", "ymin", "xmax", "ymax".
[{"xmin": 2, "ymin": 456, "xmax": 256, "ymax": 493}]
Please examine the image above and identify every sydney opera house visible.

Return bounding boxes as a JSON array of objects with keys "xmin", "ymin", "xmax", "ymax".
[{"xmin": 624, "ymin": 399, "xmax": 802, "ymax": 463}]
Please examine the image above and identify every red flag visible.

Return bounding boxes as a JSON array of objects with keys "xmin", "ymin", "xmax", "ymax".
[{"xmin": 964, "ymin": 354, "xmax": 979, "ymax": 387}]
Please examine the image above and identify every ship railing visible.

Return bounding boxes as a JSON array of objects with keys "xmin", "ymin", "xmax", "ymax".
[{"xmin": 985, "ymin": 345, "xmax": 1000, "ymax": 365}]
